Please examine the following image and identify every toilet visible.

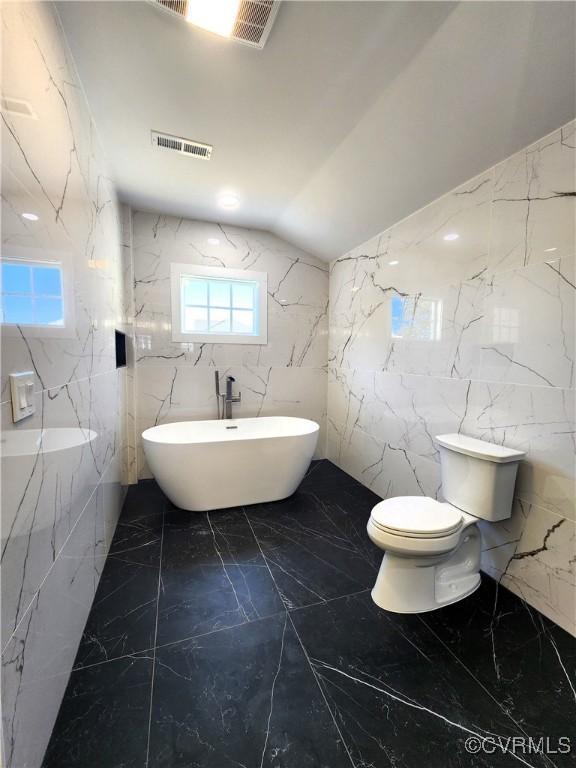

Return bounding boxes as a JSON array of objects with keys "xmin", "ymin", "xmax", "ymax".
[{"xmin": 367, "ymin": 433, "xmax": 525, "ymax": 613}]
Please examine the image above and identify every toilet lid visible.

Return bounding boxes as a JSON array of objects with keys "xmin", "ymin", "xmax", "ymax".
[{"xmin": 370, "ymin": 497, "xmax": 463, "ymax": 538}]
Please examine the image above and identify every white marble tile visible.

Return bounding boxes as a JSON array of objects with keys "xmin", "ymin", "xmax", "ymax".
[
  {"xmin": 491, "ymin": 124, "xmax": 576, "ymax": 272},
  {"xmin": 329, "ymin": 266, "xmax": 487, "ymax": 378},
  {"xmin": 1, "ymin": 456, "xmax": 121, "ymax": 768},
  {"xmin": 132, "ymin": 213, "xmax": 328, "ymax": 369},
  {"xmin": 1, "ymin": 4, "xmax": 127, "ymax": 763},
  {"xmin": 330, "ymin": 168, "xmax": 493, "ymax": 299},
  {"xmin": 327, "ymin": 418, "xmax": 441, "ymax": 501},
  {"xmin": 480, "ymin": 499, "xmax": 575, "ymax": 636},
  {"xmin": 462, "ymin": 381, "xmax": 575, "ymax": 521},
  {"xmin": 328, "ymin": 368, "xmax": 472, "ymax": 463},
  {"xmin": 478, "ymin": 257, "xmax": 574, "ymax": 388},
  {"xmin": 327, "ymin": 119, "xmax": 576, "ymax": 634},
  {"xmin": 131, "ymin": 212, "xmax": 329, "ymax": 479},
  {"xmin": 1, "ymin": 369, "xmax": 122, "ymax": 648}
]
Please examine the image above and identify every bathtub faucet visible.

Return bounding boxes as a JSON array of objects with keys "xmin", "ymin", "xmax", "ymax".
[{"xmin": 214, "ymin": 371, "xmax": 241, "ymax": 419}]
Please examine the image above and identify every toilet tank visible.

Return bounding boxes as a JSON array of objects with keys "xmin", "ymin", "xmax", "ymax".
[{"xmin": 435, "ymin": 434, "xmax": 525, "ymax": 521}]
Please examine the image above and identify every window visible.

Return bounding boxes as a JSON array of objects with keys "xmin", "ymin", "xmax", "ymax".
[
  {"xmin": 1, "ymin": 260, "xmax": 64, "ymax": 327},
  {"xmin": 492, "ymin": 307, "xmax": 519, "ymax": 343},
  {"xmin": 391, "ymin": 295, "xmax": 443, "ymax": 341},
  {"xmin": 170, "ymin": 263, "xmax": 267, "ymax": 344}
]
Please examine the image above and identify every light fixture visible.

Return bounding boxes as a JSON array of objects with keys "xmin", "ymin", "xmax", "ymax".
[
  {"xmin": 443, "ymin": 233, "xmax": 459, "ymax": 241},
  {"xmin": 388, "ymin": 260, "xmax": 399, "ymax": 266},
  {"xmin": 186, "ymin": 0, "xmax": 241, "ymax": 38},
  {"xmin": 218, "ymin": 193, "xmax": 240, "ymax": 210},
  {"xmin": 21, "ymin": 212, "xmax": 39, "ymax": 221},
  {"xmin": 208, "ymin": 237, "xmax": 220, "ymax": 245},
  {"xmin": 544, "ymin": 247, "xmax": 557, "ymax": 252},
  {"xmin": 279, "ymin": 299, "xmax": 288, "ymax": 305},
  {"xmin": 351, "ymin": 286, "xmax": 360, "ymax": 292}
]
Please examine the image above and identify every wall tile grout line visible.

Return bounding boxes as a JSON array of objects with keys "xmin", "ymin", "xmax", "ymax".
[
  {"xmin": 243, "ymin": 508, "xmax": 358, "ymax": 768},
  {"xmin": 144, "ymin": 501, "xmax": 165, "ymax": 768},
  {"xmin": 0, "ymin": 367, "xmax": 123, "ymax": 408},
  {"xmin": 1, "ymin": 450, "xmax": 122, "ymax": 657}
]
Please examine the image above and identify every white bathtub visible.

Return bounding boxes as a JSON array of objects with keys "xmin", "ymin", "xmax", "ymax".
[{"xmin": 142, "ymin": 416, "xmax": 319, "ymax": 511}]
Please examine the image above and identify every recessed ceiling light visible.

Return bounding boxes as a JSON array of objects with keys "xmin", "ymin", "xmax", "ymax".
[
  {"xmin": 544, "ymin": 247, "xmax": 557, "ymax": 252},
  {"xmin": 21, "ymin": 212, "xmax": 39, "ymax": 221},
  {"xmin": 218, "ymin": 193, "xmax": 240, "ymax": 210},
  {"xmin": 186, "ymin": 0, "xmax": 241, "ymax": 38},
  {"xmin": 208, "ymin": 237, "xmax": 220, "ymax": 245},
  {"xmin": 443, "ymin": 233, "xmax": 459, "ymax": 241},
  {"xmin": 389, "ymin": 260, "xmax": 399, "ymax": 266}
]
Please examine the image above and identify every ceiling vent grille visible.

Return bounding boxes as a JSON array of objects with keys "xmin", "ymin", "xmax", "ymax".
[
  {"xmin": 149, "ymin": 0, "xmax": 280, "ymax": 49},
  {"xmin": 151, "ymin": 131, "xmax": 213, "ymax": 160}
]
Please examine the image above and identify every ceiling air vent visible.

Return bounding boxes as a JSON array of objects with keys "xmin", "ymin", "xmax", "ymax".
[
  {"xmin": 149, "ymin": 0, "xmax": 280, "ymax": 49},
  {"xmin": 151, "ymin": 131, "xmax": 213, "ymax": 160},
  {"xmin": 232, "ymin": 1, "xmax": 280, "ymax": 48}
]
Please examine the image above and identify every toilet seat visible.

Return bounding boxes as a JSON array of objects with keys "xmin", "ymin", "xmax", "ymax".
[{"xmin": 370, "ymin": 496, "xmax": 463, "ymax": 539}]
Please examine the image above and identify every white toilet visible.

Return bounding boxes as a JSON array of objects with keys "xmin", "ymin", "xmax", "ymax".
[{"xmin": 367, "ymin": 434, "xmax": 525, "ymax": 613}]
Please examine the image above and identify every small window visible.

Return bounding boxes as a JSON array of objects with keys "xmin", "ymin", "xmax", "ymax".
[
  {"xmin": 1, "ymin": 261, "xmax": 64, "ymax": 327},
  {"xmin": 170, "ymin": 264, "xmax": 267, "ymax": 344},
  {"xmin": 391, "ymin": 295, "xmax": 443, "ymax": 341}
]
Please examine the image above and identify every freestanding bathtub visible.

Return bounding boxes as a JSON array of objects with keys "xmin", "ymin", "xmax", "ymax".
[{"xmin": 142, "ymin": 416, "xmax": 319, "ymax": 511}]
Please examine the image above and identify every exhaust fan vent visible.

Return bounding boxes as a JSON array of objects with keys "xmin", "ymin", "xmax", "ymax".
[
  {"xmin": 149, "ymin": 0, "xmax": 280, "ymax": 49},
  {"xmin": 233, "ymin": 1, "xmax": 279, "ymax": 48},
  {"xmin": 151, "ymin": 131, "xmax": 213, "ymax": 160}
]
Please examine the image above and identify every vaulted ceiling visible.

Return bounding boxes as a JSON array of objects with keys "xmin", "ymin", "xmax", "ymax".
[{"xmin": 57, "ymin": 1, "xmax": 575, "ymax": 260}]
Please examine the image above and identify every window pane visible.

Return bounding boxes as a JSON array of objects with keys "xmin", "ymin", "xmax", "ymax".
[
  {"xmin": 184, "ymin": 306, "xmax": 208, "ymax": 332},
  {"xmin": 208, "ymin": 280, "xmax": 231, "ymax": 308},
  {"xmin": 232, "ymin": 282, "xmax": 255, "ymax": 309},
  {"xmin": 2, "ymin": 263, "xmax": 31, "ymax": 294},
  {"xmin": 3, "ymin": 295, "xmax": 34, "ymax": 324},
  {"xmin": 183, "ymin": 277, "xmax": 207, "ymax": 306},
  {"xmin": 33, "ymin": 266, "xmax": 62, "ymax": 296},
  {"xmin": 209, "ymin": 307, "xmax": 230, "ymax": 333},
  {"xmin": 232, "ymin": 309, "xmax": 254, "ymax": 334},
  {"xmin": 34, "ymin": 298, "xmax": 64, "ymax": 325}
]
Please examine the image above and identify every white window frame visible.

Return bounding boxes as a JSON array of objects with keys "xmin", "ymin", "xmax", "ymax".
[
  {"xmin": 170, "ymin": 263, "xmax": 268, "ymax": 345},
  {"xmin": 1, "ymin": 250, "xmax": 75, "ymax": 339}
]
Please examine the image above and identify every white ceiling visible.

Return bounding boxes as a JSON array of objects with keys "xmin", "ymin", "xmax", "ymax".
[{"xmin": 57, "ymin": 1, "xmax": 575, "ymax": 261}]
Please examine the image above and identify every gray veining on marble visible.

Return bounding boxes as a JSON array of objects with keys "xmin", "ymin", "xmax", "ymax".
[
  {"xmin": 130, "ymin": 212, "xmax": 329, "ymax": 477},
  {"xmin": 1, "ymin": 3, "xmax": 128, "ymax": 766},
  {"xmin": 328, "ymin": 121, "xmax": 576, "ymax": 635}
]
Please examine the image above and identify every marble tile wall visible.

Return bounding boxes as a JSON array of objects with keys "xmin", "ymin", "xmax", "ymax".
[
  {"xmin": 1, "ymin": 2, "xmax": 128, "ymax": 766},
  {"xmin": 130, "ymin": 213, "xmax": 329, "ymax": 477},
  {"xmin": 328, "ymin": 122, "xmax": 576, "ymax": 635}
]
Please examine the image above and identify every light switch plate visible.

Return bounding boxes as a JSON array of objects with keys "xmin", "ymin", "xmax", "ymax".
[{"xmin": 9, "ymin": 371, "xmax": 36, "ymax": 423}]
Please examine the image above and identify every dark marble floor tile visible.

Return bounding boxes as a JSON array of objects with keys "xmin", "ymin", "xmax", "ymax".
[
  {"xmin": 156, "ymin": 507, "xmax": 284, "ymax": 646},
  {"xmin": 420, "ymin": 578, "xmax": 576, "ymax": 760},
  {"xmin": 292, "ymin": 591, "xmax": 550, "ymax": 768},
  {"xmin": 148, "ymin": 613, "xmax": 352, "ymax": 768},
  {"xmin": 122, "ymin": 478, "xmax": 169, "ymax": 521},
  {"xmin": 73, "ymin": 513, "xmax": 162, "ymax": 668},
  {"xmin": 302, "ymin": 460, "xmax": 382, "ymax": 509},
  {"xmin": 246, "ymin": 487, "xmax": 380, "ymax": 609},
  {"xmin": 42, "ymin": 654, "xmax": 152, "ymax": 768}
]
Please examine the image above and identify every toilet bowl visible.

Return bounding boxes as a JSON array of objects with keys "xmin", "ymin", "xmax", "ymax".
[{"xmin": 367, "ymin": 434, "xmax": 525, "ymax": 614}]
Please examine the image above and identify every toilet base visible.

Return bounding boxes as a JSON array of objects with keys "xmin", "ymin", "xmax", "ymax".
[{"xmin": 371, "ymin": 526, "xmax": 482, "ymax": 613}]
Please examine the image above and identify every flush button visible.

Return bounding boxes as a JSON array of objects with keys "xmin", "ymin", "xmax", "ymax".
[{"xmin": 9, "ymin": 371, "xmax": 36, "ymax": 423}]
